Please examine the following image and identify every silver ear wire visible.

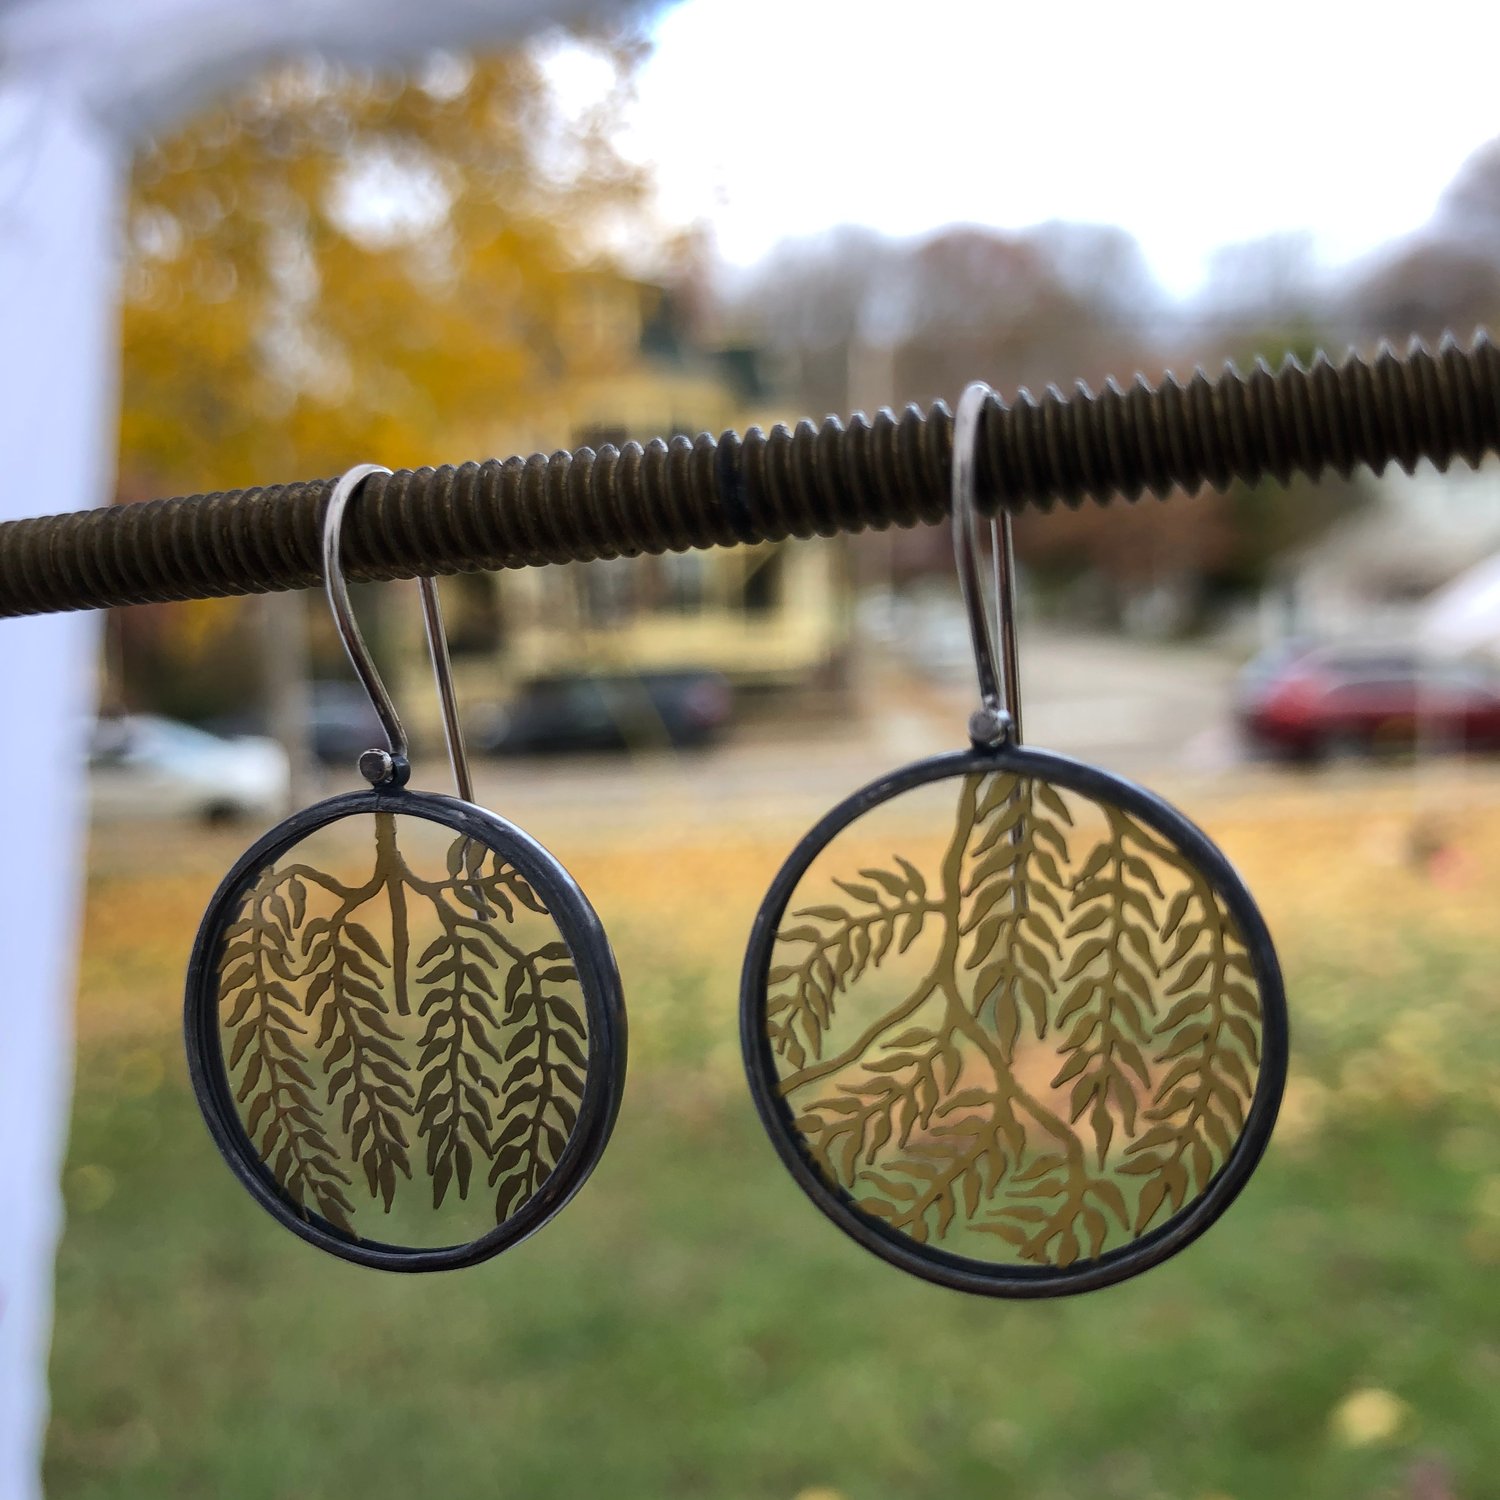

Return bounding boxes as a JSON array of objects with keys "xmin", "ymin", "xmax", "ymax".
[
  {"xmin": 323, "ymin": 463, "xmax": 473, "ymax": 800},
  {"xmin": 951, "ymin": 382, "xmax": 1022, "ymax": 747}
]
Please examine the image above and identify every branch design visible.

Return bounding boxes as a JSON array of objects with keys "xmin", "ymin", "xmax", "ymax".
[
  {"xmin": 1049, "ymin": 809, "xmax": 1165, "ymax": 1167},
  {"xmin": 488, "ymin": 939, "xmax": 586, "ymax": 1223},
  {"xmin": 215, "ymin": 815, "xmax": 588, "ymax": 1238},
  {"xmin": 1117, "ymin": 829, "xmax": 1261, "ymax": 1234},
  {"xmin": 771, "ymin": 772, "xmax": 1263, "ymax": 1270},
  {"xmin": 767, "ymin": 856, "xmax": 937, "ymax": 1068},
  {"xmin": 221, "ymin": 882, "xmax": 356, "ymax": 1231}
]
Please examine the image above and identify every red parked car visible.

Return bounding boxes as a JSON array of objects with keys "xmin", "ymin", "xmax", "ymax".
[{"xmin": 1240, "ymin": 646, "xmax": 1500, "ymax": 761}]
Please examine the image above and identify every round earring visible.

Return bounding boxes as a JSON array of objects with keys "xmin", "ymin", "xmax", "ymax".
[
  {"xmin": 740, "ymin": 388, "xmax": 1288, "ymax": 1298},
  {"xmin": 185, "ymin": 464, "xmax": 626, "ymax": 1271}
]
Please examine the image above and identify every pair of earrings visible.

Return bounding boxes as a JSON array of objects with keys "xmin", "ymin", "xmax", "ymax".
[{"xmin": 187, "ymin": 391, "xmax": 1287, "ymax": 1297}]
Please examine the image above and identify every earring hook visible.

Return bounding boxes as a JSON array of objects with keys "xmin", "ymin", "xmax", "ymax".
[
  {"xmin": 951, "ymin": 382, "xmax": 1023, "ymax": 747},
  {"xmin": 323, "ymin": 463, "xmax": 474, "ymax": 801}
]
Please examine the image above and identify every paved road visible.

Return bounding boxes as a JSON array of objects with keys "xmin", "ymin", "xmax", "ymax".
[
  {"xmin": 87, "ymin": 626, "xmax": 1500, "ymax": 879},
  {"xmin": 449, "ymin": 629, "xmax": 1249, "ymax": 846},
  {"xmin": 871, "ymin": 629, "xmax": 1242, "ymax": 775}
]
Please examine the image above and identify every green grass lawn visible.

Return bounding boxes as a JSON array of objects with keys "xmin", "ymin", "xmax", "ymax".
[{"xmin": 44, "ymin": 788, "xmax": 1500, "ymax": 1498}]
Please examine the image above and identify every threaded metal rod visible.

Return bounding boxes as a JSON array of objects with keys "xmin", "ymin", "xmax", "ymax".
[{"xmin": 2, "ymin": 331, "xmax": 1498, "ymax": 620}]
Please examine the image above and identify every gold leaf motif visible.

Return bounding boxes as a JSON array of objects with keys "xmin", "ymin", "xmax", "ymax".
[
  {"xmin": 216, "ymin": 815, "xmax": 587, "ymax": 1239},
  {"xmin": 770, "ymin": 773, "xmax": 1263, "ymax": 1269}
]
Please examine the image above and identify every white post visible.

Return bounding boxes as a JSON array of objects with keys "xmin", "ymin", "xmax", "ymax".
[{"xmin": 0, "ymin": 82, "xmax": 119, "ymax": 1500}]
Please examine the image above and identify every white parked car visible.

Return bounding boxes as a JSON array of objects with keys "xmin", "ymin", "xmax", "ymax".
[{"xmin": 89, "ymin": 715, "xmax": 289, "ymax": 824}]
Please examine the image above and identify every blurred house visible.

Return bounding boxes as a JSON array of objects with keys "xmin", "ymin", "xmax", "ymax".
[
  {"xmin": 1267, "ymin": 458, "xmax": 1500, "ymax": 647},
  {"xmin": 406, "ymin": 278, "xmax": 852, "ymax": 733}
]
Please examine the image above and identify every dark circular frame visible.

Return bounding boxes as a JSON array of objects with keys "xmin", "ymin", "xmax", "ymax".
[
  {"xmin": 740, "ymin": 743, "xmax": 1288, "ymax": 1299},
  {"xmin": 185, "ymin": 786, "xmax": 627, "ymax": 1272}
]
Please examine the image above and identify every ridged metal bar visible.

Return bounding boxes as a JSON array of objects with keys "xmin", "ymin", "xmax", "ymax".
[{"xmin": 2, "ymin": 331, "xmax": 1497, "ymax": 620}]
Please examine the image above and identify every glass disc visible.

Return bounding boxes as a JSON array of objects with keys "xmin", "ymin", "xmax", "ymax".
[
  {"xmin": 741, "ymin": 746, "xmax": 1286, "ymax": 1297},
  {"xmin": 186, "ymin": 789, "xmax": 625, "ymax": 1270}
]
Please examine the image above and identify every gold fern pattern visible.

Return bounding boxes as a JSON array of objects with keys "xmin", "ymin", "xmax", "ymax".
[
  {"xmin": 217, "ymin": 813, "xmax": 586, "ymax": 1239},
  {"xmin": 768, "ymin": 773, "xmax": 1262, "ymax": 1268}
]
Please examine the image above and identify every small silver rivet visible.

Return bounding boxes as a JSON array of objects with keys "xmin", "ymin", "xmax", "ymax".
[
  {"xmin": 359, "ymin": 747, "xmax": 395, "ymax": 785},
  {"xmin": 968, "ymin": 707, "xmax": 1010, "ymax": 747}
]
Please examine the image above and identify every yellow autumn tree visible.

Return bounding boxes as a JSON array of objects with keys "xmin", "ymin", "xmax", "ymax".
[
  {"xmin": 121, "ymin": 36, "xmax": 649, "ymax": 490},
  {"xmin": 115, "ymin": 32, "xmax": 653, "ymax": 718}
]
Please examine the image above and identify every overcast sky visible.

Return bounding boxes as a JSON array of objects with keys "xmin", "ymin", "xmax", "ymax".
[{"xmin": 607, "ymin": 0, "xmax": 1500, "ymax": 299}]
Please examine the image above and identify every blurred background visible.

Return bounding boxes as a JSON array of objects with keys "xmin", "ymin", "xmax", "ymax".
[{"xmin": 46, "ymin": 0, "xmax": 1500, "ymax": 1496}]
